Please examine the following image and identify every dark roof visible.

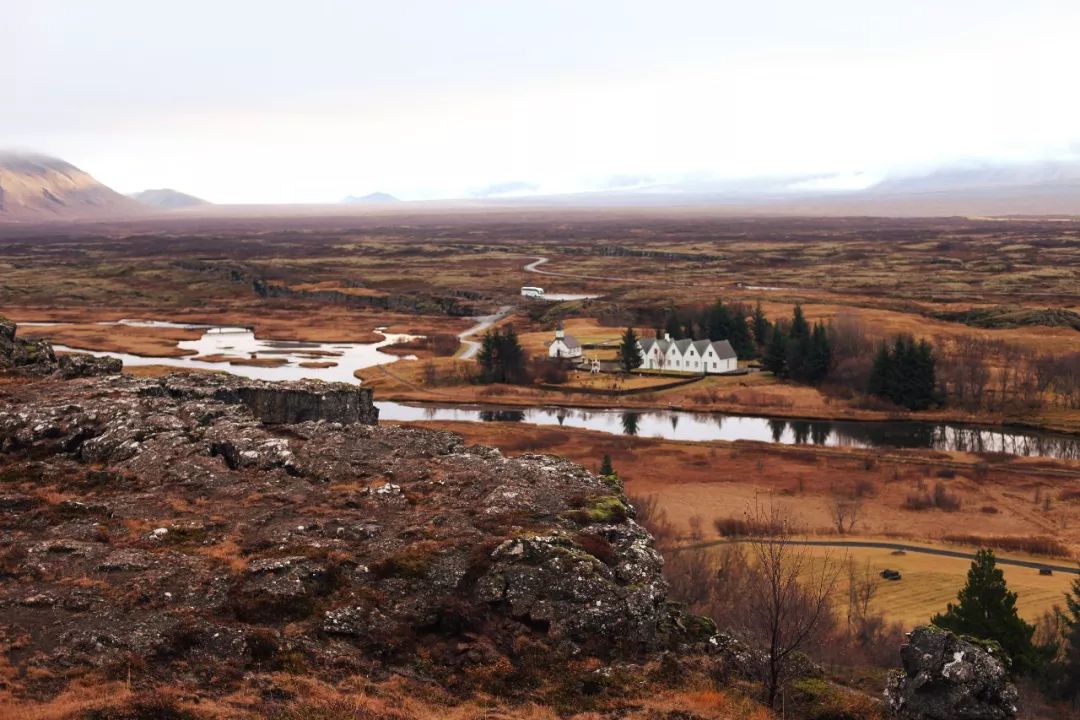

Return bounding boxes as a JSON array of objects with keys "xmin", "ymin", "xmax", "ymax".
[
  {"xmin": 710, "ymin": 339, "xmax": 737, "ymax": 359},
  {"xmin": 558, "ymin": 334, "xmax": 581, "ymax": 349}
]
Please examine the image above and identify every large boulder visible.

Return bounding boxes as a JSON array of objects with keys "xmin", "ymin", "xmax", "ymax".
[
  {"xmin": 0, "ymin": 317, "xmax": 57, "ymax": 375},
  {"xmin": 885, "ymin": 625, "xmax": 1018, "ymax": 720},
  {"xmin": 57, "ymin": 353, "xmax": 123, "ymax": 378}
]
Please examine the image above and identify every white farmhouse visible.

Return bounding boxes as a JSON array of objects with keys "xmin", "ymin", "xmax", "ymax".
[
  {"xmin": 547, "ymin": 322, "xmax": 582, "ymax": 359},
  {"xmin": 638, "ymin": 334, "xmax": 737, "ymax": 374}
]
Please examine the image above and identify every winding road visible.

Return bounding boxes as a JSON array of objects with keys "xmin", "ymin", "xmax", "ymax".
[
  {"xmin": 457, "ymin": 305, "xmax": 514, "ymax": 360},
  {"xmin": 524, "ymin": 256, "xmax": 683, "ymax": 285},
  {"xmin": 672, "ymin": 538, "xmax": 1080, "ymax": 575}
]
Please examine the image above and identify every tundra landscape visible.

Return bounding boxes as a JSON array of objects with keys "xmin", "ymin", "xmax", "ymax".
[
  {"xmin": 7, "ymin": 1, "xmax": 1080, "ymax": 718},
  {"xmin": 2, "ymin": 205, "xmax": 1080, "ymax": 718}
]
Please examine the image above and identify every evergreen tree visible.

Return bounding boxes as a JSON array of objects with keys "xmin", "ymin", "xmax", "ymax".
[
  {"xmin": 867, "ymin": 343, "xmax": 891, "ymax": 398},
  {"xmin": 599, "ymin": 454, "xmax": 615, "ymax": 477},
  {"xmin": 805, "ymin": 322, "xmax": 832, "ymax": 384},
  {"xmin": 1060, "ymin": 574, "xmax": 1080, "ymax": 699},
  {"xmin": 932, "ymin": 549, "xmax": 1036, "ymax": 673},
  {"xmin": 789, "ymin": 304, "xmax": 810, "ymax": 340},
  {"xmin": 751, "ymin": 301, "xmax": 770, "ymax": 347},
  {"xmin": 728, "ymin": 307, "xmax": 756, "ymax": 359},
  {"xmin": 706, "ymin": 301, "xmax": 732, "ymax": 342},
  {"xmin": 664, "ymin": 313, "xmax": 682, "ymax": 340},
  {"xmin": 477, "ymin": 326, "xmax": 527, "ymax": 384},
  {"xmin": 619, "ymin": 326, "xmax": 643, "ymax": 372},
  {"xmin": 866, "ymin": 335, "xmax": 938, "ymax": 410},
  {"xmin": 764, "ymin": 330, "xmax": 789, "ymax": 378}
]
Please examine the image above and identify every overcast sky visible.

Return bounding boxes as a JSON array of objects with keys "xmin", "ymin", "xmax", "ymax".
[{"xmin": 5, "ymin": 1, "xmax": 1080, "ymax": 202}]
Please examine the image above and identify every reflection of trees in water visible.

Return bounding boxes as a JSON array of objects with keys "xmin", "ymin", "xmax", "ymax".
[
  {"xmin": 621, "ymin": 412, "xmax": 641, "ymax": 436},
  {"xmin": 769, "ymin": 419, "xmax": 786, "ymax": 443},
  {"xmin": 479, "ymin": 410, "xmax": 526, "ymax": 423},
  {"xmin": 556, "ymin": 411, "xmax": 567, "ymax": 426},
  {"xmin": 670, "ymin": 415, "xmax": 680, "ymax": 431},
  {"xmin": 790, "ymin": 421, "xmax": 811, "ymax": 445},
  {"xmin": 810, "ymin": 423, "xmax": 831, "ymax": 445}
]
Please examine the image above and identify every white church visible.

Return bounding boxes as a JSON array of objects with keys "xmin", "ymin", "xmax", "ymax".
[
  {"xmin": 547, "ymin": 322, "xmax": 583, "ymax": 359},
  {"xmin": 638, "ymin": 334, "xmax": 738, "ymax": 374}
]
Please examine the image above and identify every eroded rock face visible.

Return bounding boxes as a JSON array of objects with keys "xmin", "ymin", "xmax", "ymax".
[
  {"xmin": 0, "ymin": 317, "xmax": 57, "ymax": 375},
  {"xmin": 56, "ymin": 353, "xmax": 123, "ymax": 379},
  {"xmin": 0, "ymin": 318, "xmax": 120, "ymax": 378},
  {"xmin": 885, "ymin": 625, "xmax": 1018, "ymax": 720},
  {"xmin": 0, "ymin": 373, "xmax": 699, "ymax": 699}
]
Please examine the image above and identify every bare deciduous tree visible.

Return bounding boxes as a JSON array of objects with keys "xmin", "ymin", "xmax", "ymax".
[
  {"xmin": 829, "ymin": 496, "xmax": 861, "ymax": 535},
  {"xmin": 742, "ymin": 502, "xmax": 841, "ymax": 708}
]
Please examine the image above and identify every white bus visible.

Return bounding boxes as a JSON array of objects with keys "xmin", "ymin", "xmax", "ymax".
[{"xmin": 520, "ymin": 286, "xmax": 545, "ymax": 298}]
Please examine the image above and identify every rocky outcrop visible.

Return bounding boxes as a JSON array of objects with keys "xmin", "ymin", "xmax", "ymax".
[
  {"xmin": 56, "ymin": 353, "xmax": 123, "ymax": 379},
  {"xmin": 1, "ymin": 318, "xmax": 121, "ymax": 378},
  {"xmin": 0, "ymin": 317, "xmax": 57, "ymax": 375},
  {"xmin": 0, "ymin": 373, "xmax": 704, "ymax": 701},
  {"xmin": 885, "ymin": 625, "xmax": 1019, "ymax": 720},
  {"xmin": 138, "ymin": 373, "xmax": 378, "ymax": 425}
]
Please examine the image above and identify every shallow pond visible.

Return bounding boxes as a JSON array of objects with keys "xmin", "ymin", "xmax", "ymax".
[{"xmin": 30, "ymin": 320, "xmax": 414, "ymax": 383}]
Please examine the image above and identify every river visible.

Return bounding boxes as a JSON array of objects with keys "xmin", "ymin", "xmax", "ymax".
[
  {"xmin": 377, "ymin": 401, "xmax": 1080, "ymax": 460},
  {"xmin": 23, "ymin": 320, "xmax": 1080, "ymax": 460}
]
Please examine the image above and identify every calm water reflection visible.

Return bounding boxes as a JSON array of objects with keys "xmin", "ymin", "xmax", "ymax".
[{"xmin": 377, "ymin": 402, "xmax": 1080, "ymax": 460}]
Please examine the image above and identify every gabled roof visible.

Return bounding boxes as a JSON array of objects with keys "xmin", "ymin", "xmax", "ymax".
[
  {"xmin": 640, "ymin": 337, "xmax": 672, "ymax": 354},
  {"xmin": 691, "ymin": 339, "xmax": 712, "ymax": 354},
  {"xmin": 710, "ymin": 339, "xmax": 736, "ymax": 359},
  {"xmin": 556, "ymin": 333, "xmax": 581, "ymax": 349},
  {"xmin": 673, "ymin": 338, "xmax": 695, "ymax": 354}
]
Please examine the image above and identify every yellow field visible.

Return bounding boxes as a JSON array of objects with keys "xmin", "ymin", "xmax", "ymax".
[{"xmin": 709, "ymin": 542, "xmax": 1076, "ymax": 629}]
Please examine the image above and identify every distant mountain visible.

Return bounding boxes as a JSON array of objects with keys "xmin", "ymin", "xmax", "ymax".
[
  {"xmin": 0, "ymin": 152, "xmax": 146, "ymax": 221},
  {"xmin": 342, "ymin": 192, "xmax": 400, "ymax": 204},
  {"xmin": 502, "ymin": 160, "xmax": 1080, "ymax": 216},
  {"xmin": 129, "ymin": 188, "xmax": 209, "ymax": 209}
]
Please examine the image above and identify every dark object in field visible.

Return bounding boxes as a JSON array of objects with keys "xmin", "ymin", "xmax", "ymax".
[
  {"xmin": 1038, "ymin": 567, "xmax": 1053, "ymax": 576},
  {"xmin": 880, "ymin": 569, "xmax": 902, "ymax": 581},
  {"xmin": 891, "ymin": 549, "xmax": 907, "ymax": 556}
]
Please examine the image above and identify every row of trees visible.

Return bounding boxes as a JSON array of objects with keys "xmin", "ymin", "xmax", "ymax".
[
  {"xmin": 657, "ymin": 300, "xmax": 758, "ymax": 359},
  {"xmin": 867, "ymin": 335, "xmax": 939, "ymax": 410},
  {"xmin": 762, "ymin": 305, "xmax": 833, "ymax": 385}
]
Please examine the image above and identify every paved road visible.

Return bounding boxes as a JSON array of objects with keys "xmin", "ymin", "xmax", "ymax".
[
  {"xmin": 457, "ymin": 305, "xmax": 514, "ymax": 360},
  {"xmin": 674, "ymin": 538, "xmax": 1080, "ymax": 575},
  {"xmin": 524, "ymin": 256, "xmax": 681, "ymax": 285}
]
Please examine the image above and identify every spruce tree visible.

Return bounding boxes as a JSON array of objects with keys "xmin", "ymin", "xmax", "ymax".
[
  {"xmin": 619, "ymin": 327, "xmax": 643, "ymax": 372},
  {"xmin": 867, "ymin": 343, "xmax": 891, "ymax": 398},
  {"xmin": 789, "ymin": 303, "xmax": 810, "ymax": 340},
  {"xmin": 764, "ymin": 331, "xmax": 789, "ymax": 378},
  {"xmin": 1060, "ymin": 574, "xmax": 1080, "ymax": 699},
  {"xmin": 664, "ymin": 313, "xmax": 682, "ymax": 340},
  {"xmin": 599, "ymin": 454, "xmax": 615, "ymax": 477},
  {"xmin": 751, "ymin": 301, "xmax": 770, "ymax": 347},
  {"xmin": 931, "ymin": 549, "xmax": 1036, "ymax": 673}
]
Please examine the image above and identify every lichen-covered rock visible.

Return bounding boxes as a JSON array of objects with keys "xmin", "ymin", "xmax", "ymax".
[
  {"xmin": 885, "ymin": 625, "xmax": 1018, "ymax": 720},
  {"xmin": 0, "ymin": 372, "xmax": 706, "ymax": 700},
  {"xmin": 0, "ymin": 317, "xmax": 57, "ymax": 375},
  {"xmin": 57, "ymin": 353, "xmax": 122, "ymax": 378}
]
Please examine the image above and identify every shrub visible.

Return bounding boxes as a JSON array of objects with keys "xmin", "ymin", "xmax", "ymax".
[
  {"xmin": 941, "ymin": 534, "xmax": 1069, "ymax": 557},
  {"xmin": 903, "ymin": 481, "xmax": 960, "ymax": 511},
  {"xmin": 369, "ymin": 546, "xmax": 438, "ymax": 579}
]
